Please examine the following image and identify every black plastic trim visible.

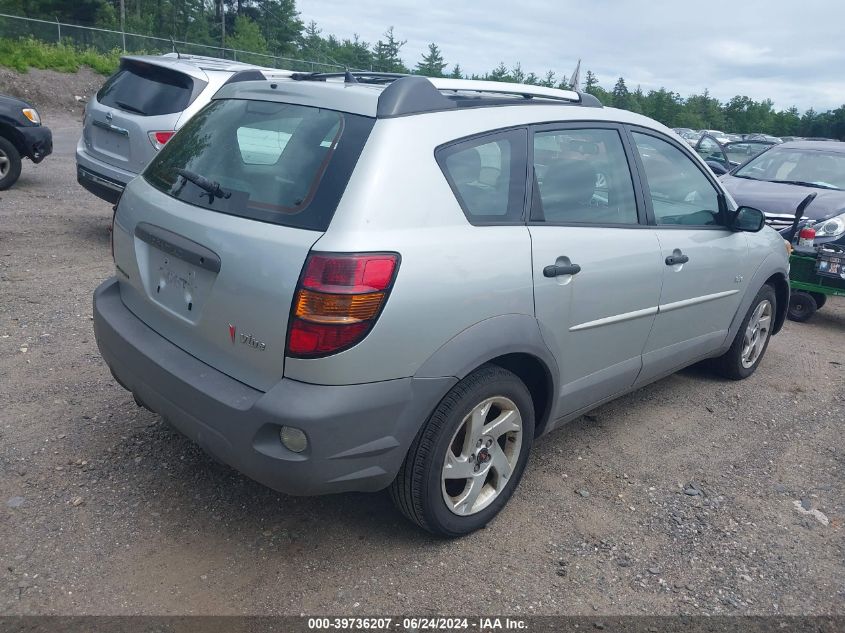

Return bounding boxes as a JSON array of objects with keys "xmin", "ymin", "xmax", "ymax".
[
  {"xmin": 221, "ymin": 69, "xmax": 267, "ymax": 86},
  {"xmin": 377, "ymin": 76, "xmax": 457, "ymax": 118},
  {"xmin": 77, "ymin": 165, "xmax": 125, "ymax": 204},
  {"xmin": 134, "ymin": 222, "xmax": 221, "ymax": 273}
]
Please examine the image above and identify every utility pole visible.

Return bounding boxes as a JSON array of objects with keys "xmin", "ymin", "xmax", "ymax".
[
  {"xmin": 220, "ymin": 0, "xmax": 226, "ymax": 51},
  {"xmin": 119, "ymin": 0, "xmax": 126, "ymax": 51}
]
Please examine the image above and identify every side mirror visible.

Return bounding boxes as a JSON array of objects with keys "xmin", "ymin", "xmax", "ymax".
[
  {"xmin": 706, "ymin": 160, "xmax": 729, "ymax": 175},
  {"xmin": 732, "ymin": 206, "xmax": 766, "ymax": 232}
]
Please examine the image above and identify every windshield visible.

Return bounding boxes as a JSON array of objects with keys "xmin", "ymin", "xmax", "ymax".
[
  {"xmin": 734, "ymin": 147, "xmax": 845, "ymax": 190},
  {"xmin": 144, "ymin": 99, "xmax": 374, "ymax": 230}
]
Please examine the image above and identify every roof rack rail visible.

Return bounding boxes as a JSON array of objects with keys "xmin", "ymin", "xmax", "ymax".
[
  {"xmin": 429, "ymin": 78, "xmax": 582, "ymax": 102},
  {"xmin": 289, "ymin": 71, "xmax": 603, "ymax": 116},
  {"xmin": 376, "ymin": 76, "xmax": 603, "ymax": 117},
  {"xmin": 155, "ymin": 52, "xmax": 283, "ymax": 72},
  {"xmin": 290, "ymin": 71, "xmax": 406, "ymax": 84}
]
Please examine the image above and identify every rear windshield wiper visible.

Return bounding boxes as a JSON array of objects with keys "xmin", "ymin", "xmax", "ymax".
[
  {"xmin": 114, "ymin": 100, "xmax": 146, "ymax": 115},
  {"xmin": 771, "ymin": 179, "xmax": 840, "ymax": 190},
  {"xmin": 176, "ymin": 168, "xmax": 231, "ymax": 202}
]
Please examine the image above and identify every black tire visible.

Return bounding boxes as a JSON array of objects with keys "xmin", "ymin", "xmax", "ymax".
[
  {"xmin": 0, "ymin": 136, "xmax": 22, "ymax": 191},
  {"xmin": 809, "ymin": 292, "xmax": 827, "ymax": 310},
  {"xmin": 713, "ymin": 284, "xmax": 777, "ymax": 380},
  {"xmin": 788, "ymin": 292, "xmax": 817, "ymax": 323},
  {"xmin": 390, "ymin": 365, "xmax": 535, "ymax": 537}
]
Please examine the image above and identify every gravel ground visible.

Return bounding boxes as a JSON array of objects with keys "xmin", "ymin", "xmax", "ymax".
[{"xmin": 1, "ymin": 112, "xmax": 844, "ymax": 617}]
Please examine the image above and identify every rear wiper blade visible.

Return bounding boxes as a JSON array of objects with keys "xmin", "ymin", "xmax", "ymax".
[
  {"xmin": 771, "ymin": 179, "xmax": 840, "ymax": 190},
  {"xmin": 114, "ymin": 100, "xmax": 146, "ymax": 115},
  {"xmin": 176, "ymin": 168, "xmax": 231, "ymax": 202}
]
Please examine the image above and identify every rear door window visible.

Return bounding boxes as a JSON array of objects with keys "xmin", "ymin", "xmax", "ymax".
[
  {"xmin": 97, "ymin": 61, "xmax": 202, "ymax": 116},
  {"xmin": 436, "ymin": 129, "xmax": 528, "ymax": 225},
  {"xmin": 144, "ymin": 99, "xmax": 374, "ymax": 231},
  {"xmin": 531, "ymin": 127, "xmax": 639, "ymax": 225}
]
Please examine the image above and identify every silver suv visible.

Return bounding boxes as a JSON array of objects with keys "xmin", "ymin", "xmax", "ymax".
[
  {"xmin": 93, "ymin": 73, "xmax": 790, "ymax": 536},
  {"xmin": 76, "ymin": 53, "xmax": 289, "ymax": 203}
]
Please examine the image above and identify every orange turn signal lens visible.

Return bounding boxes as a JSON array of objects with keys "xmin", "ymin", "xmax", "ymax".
[
  {"xmin": 295, "ymin": 289, "xmax": 384, "ymax": 324},
  {"xmin": 22, "ymin": 108, "xmax": 40, "ymax": 125}
]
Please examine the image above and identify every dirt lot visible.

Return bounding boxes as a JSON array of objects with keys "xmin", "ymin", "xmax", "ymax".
[{"xmin": 1, "ymin": 110, "xmax": 844, "ymax": 617}]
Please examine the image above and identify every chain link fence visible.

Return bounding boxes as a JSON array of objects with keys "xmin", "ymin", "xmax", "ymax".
[{"xmin": 0, "ymin": 12, "xmax": 347, "ymax": 72}]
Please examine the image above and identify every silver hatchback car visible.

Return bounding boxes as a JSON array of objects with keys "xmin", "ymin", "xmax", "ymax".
[
  {"xmin": 76, "ymin": 53, "xmax": 289, "ymax": 203},
  {"xmin": 93, "ymin": 73, "xmax": 790, "ymax": 536}
]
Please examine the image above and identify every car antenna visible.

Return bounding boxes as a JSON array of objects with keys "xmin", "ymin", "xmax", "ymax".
[
  {"xmin": 170, "ymin": 36, "xmax": 181, "ymax": 59},
  {"xmin": 344, "ymin": 69, "xmax": 359, "ymax": 84}
]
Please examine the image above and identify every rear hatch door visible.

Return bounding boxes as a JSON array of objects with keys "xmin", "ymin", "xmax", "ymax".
[
  {"xmin": 84, "ymin": 58, "xmax": 207, "ymax": 174},
  {"xmin": 112, "ymin": 95, "xmax": 374, "ymax": 391}
]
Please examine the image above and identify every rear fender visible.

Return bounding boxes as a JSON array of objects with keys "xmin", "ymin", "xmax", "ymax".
[{"xmin": 414, "ymin": 314, "xmax": 560, "ymax": 433}]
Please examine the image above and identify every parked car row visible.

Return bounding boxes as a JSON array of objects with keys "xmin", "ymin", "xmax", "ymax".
[
  {"xmin": 77, "ymin": 56, "xmax": 794, "ymax": 536},
  {"xmin": 672, "ymin": 127, "xmax": 793, "ymax": 147}
]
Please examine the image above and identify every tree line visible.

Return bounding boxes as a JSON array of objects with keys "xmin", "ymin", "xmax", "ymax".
[{"xmin": 3, "ymin": 0, "xmax": 843, "ymax": 139}]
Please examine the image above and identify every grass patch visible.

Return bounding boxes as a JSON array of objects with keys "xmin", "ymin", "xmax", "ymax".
[{"xmin": 0, "ymin": 37, "xmax": 121, "ymax": 75}]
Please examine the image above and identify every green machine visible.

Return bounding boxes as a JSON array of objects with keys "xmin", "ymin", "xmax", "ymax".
[{"xmin": 785, "ymin": 193, "xmax": 845, "ymax": 322}]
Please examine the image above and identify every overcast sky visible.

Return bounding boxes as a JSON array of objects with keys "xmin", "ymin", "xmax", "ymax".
[{"xmin": 298, "ymin": 0, "xmax": 843, "ymax": 112}]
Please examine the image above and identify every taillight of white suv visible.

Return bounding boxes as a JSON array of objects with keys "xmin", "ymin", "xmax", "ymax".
[
  {"xmin": 148, "ymin": 131, "xmax": 175, "ymax": 150},
  {"xmin": 286, "ymin": 253, "xmax": 400, "ymax": 357}
]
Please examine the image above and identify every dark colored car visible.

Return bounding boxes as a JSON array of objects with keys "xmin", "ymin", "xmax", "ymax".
[
  {"xmin": 719, "ymin": 141, "xmax": 845, "ymax": 245},
  {"xmin": 0, "ymin": 94, "xmax": 52, "ymax": 189}
]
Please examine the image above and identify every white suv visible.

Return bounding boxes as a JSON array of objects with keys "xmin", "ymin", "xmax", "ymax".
[
  {"xmin": 76, "ymin": 53, "xmax": 290, "ymax": 203},
  {"xmin": 93, "ymin": 73, "xmax": 790, "ymax": 536}
]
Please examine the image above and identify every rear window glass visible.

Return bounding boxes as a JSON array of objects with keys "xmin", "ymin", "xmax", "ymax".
[
  {"xmin": 144, "ymin": 99, "xmax": 374, "ymax": 230},
  {"xmin": 436, "ymin": 128, "xmax": 528, "ymax": 225},
  {"xmin": 97, "ymin": 61, "xmax": 200, "ymax": 116}
]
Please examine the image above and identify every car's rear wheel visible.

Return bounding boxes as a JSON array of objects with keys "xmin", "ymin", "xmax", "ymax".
[
  {"xmin": 713, "ymin": 284, "xmax": 776, "ymax": 380},
  {"xmin": 788, "ymin": 291, "xmax": 817, "ymax": 322},
  {"xmin": 0, "ymin": 136, "xmax": 22, "ymax": 190},
  {"xmin": 390, "ymin": 365, "xmax": 534, "ymax": 537}
]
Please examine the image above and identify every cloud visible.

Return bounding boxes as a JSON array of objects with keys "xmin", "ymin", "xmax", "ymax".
[{"xmin": 297, "ymin": 0, "xmax": 845, "ymax": 112}]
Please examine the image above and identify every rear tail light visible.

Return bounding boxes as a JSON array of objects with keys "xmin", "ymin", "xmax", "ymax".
[
  {"xmin": 148, "ymin": 130, "xmax": 175, "ymax": 150},
  {"xmin": 287, "ymin": 253, "xmax": 400, "ymax": 357}
]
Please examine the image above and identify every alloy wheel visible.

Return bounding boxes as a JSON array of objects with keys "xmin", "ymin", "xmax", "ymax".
[
  {"xmin": 741, "ymin": 299, "xmax": 772, "ymax": 368},
  {"xmin": 441, "ymin": 396, "xmax": 523, "ymax": 516}
]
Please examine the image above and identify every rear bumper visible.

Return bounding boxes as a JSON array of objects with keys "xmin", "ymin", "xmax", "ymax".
[
  {"xmin": 93, "ymin": 277, "xmax": 454, "ymax": 495},
  {"xmin": 76, "ymin": 140, "xmax": 134, "ymax": 203},
  {"xmin": 19, "ymin": 125, "xmax": 52, "ymax": 163}
]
